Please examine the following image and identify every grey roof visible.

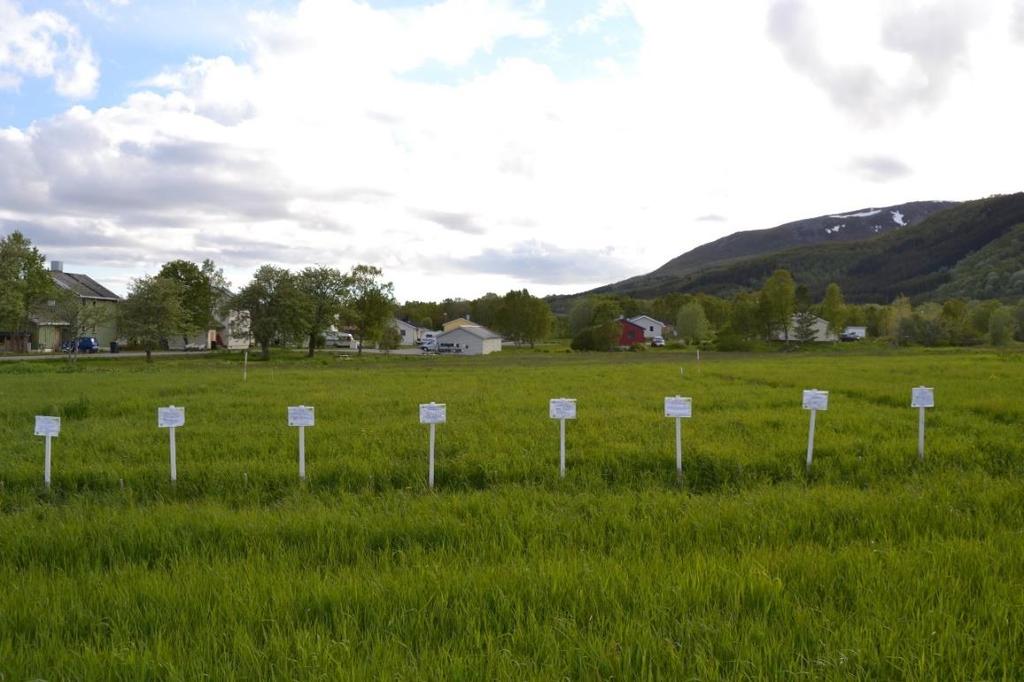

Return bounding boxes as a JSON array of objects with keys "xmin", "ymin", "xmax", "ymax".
[
  {"xmin": 51, "ymin": 272, "xmax": 120, "ymax": 301},
  {"xmin": 437, "ymin": 324, "xmax": 500, "ymax": 340}
]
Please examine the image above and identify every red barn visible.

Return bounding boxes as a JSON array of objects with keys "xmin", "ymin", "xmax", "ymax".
[{"xmin": 618, "ymin": 318, "xmax": 646, "ymax": 347}]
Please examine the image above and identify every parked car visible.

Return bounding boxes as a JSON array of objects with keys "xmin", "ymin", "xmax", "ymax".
[
  {"xmin": 325, "ymin": 331, "xmax": 355, "ymax": 348},
  {"xmin": 839, "ymin": 331, "xmax": 860, "ymax": 342},
  {"xmin": 650, "ymin": 336, "xmax": 665, "ymax": 347},
  {"xmin": 418, "ymin": 332, "xmax": 437, "ymax": 347},
  {"xmin": 420, "ymin": 338, "xmax": 438, "ymax": 353},
  {"xmin": 63, "ymin": 337, "xmax": 99, "ymax": 353}
]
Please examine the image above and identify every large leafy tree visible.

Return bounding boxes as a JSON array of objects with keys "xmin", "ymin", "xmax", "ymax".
[
  {"xmin": 346, "ymin": 265, "xmax": 396, "ymax": 354},
  {"xmin": 118, "ymin": 276, "xmax": 187, "ymax": 362},
  {"xmin": 0, "ymin": 231, "xmax": 54, "ymax": 349},
  {"xmin": 759, "ymin": 269, "xmax": 796, "ymax": 340},
  {"xmin": 297, "ymin": 266, "xmax": 349, "ymax": 357},
  {"xmin": 231, "ymin": 266, "xmax": 309, "ymax": 359},
  {"xmin": 676, "ymin": 302, "xmax": 711, "ymax": 345},
  {"xmin": 157, "ymin": 260, "xmax": 212, "ymax": 337},
  {"xmin": 495, "ymin": 289, "xmax": 551, "ymax": 348},
  {"xmin": 821, "ymin": 282, "xmax": 847, "ymax": 338}
]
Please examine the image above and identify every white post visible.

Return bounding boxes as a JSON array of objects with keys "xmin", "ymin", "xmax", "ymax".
[
  {"xmin": 298, "ymin": 425, "xmax": 306, "ymax": 480},
  {"xmin": 806, "ymin": 409, "xmax": 816, "ymax": 473},
  {"xmin": 169, "ymin": 426, "xmax": 177, "ymax": 482},
  {"xmin": 559, "ymin": 418, "xmax": 566, "ymax": 478},
  {"xmin": 918, "ymin": 406, "xmax": 926, "ymax": 461},
  {"xmin": 243, "ymin": 350, "xmax": 248, "ymax": 381},
  {"xmin": 675, "ymin": 416, "xmax": 683, "ymax": 479},
  {"xmin": 44, "ymin": 436, "xmax": 52, "ymax": 488},
  {"xmin": 428, "ymin": 423, "xmax": 436, "ymax": 489}
]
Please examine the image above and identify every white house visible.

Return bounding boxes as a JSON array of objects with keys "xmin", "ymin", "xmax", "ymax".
[
  {"xmin": 392, "ymin": 318, "xmax": 426, "ymax": 346},
  {"xmin": 436, "ymin": 325, "xmax": 502, "ymax": 355},
  {"xmin": 775, "ymin": 314, "xmax": 838, "ymax": 342},
  {"xmin": 628, "ymin": 315, "xmax": 666, "ymax": 340}
]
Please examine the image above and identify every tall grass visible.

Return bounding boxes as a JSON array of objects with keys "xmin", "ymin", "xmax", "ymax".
[{"xmin": 1, "ymin": 349, "xmax": 1022, "ymax": 679}]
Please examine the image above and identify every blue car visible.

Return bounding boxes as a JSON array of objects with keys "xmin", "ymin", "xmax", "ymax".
[{"xmin": 62, "ymin": 337, "xmax": 100, "ymax": 353}]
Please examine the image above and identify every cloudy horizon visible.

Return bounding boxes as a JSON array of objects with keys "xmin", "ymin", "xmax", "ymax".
[{"xmin": 1, "ymin": 0, "xmax": 1022, "ymax": 300}]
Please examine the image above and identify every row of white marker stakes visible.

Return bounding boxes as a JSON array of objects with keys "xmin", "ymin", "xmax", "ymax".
[{"xmin": 30, "ymin": 387, "xmax": 936, "ymax": 488}]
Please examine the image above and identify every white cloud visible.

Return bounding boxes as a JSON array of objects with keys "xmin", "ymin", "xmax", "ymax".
[
  {"xmin": 0, "ymin": 0, "xmax": 99, "ymax": 98},
  {"xmin": 2, "ymin": 0, "xmax": 1024, "ymax": 301}
]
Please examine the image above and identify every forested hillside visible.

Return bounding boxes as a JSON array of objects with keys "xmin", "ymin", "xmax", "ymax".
[{"xmin": 586, "ymin": 194, "xmax": 1024, "ymax": 303}]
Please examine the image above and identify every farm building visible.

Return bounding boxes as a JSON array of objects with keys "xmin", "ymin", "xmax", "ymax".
[
  {"xmin": 436, "ymin": 325, "xmax": 502, "ymax": 355},
  {"xmin": 618, "ymin": 318, "xmax": 647, "ymax": 346},
  {"xmin": 29, "ymin": 262, "xmax": 121, "ymax": 351},
  {"xmin": 628, "ymin": 315, "xmax": 666, "ymax": 340},
  {"xmin": 392, "ymin": 318, "xmax": 428, "ymax": 346},
  {"xmin": 165, "ymin": 290, "xmax": 250, "ymax": 350},
  {"xmin": 442, "ymin": 317, "xmax": 476, "ymax": 333},
  {"xmin": 775, "ymin": 314, "xmax": 838, "ymax": 342}
]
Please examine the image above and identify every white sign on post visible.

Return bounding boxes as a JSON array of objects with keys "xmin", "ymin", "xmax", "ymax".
[
  {"xmin": 912, "ymin": 386, "xmax": 934, "ymax": 461},
  {"xmin": 158, "ymin": 406, "xmax": 185, "ymax": 428},
  {"xmin": 288, "ymin": 406, "xmax": 314, "ymax": 480},
  {"xmin": 665, "ymin": 397, "xmax": 692, "ymax": 480},
  {"xmin": 911, "ymin": 387, "xmax": 934, "ymax": 409},
  {"xmin": 419, "ymin": 402, "xmax": 447, "ymax": 425},
  {"xmin": 158, "ymin": 406, "xmax": 185, "ymax": 482},
  {"xmin": 35, "ymin": 416, "xmax": 61, "ymax": 437},
  {"xmin": 420, "ymin": 403, "xmax": 446, "ymax": 489},
  {"xmin": 35, "ymin": 416, "xmax": 60, "ymax": 488},
  {"xmin": 549, "ymin": 399, "xmax": 577, "ymax": 420},
  {"xmin": 802, "ymin": 389, "xmax": 828, "ymax": 472},
  {"xmin": 664, "ymin": 396, "xmax": 692, "ymax": 419},
  {"xmin": 550, "ymin": 398, "xmax": 576, "ymax": 478},
  {"xmin": 802, "ymin": 390, "xmax": 829, "ymax": 411},
  {"xmin": 288, "ymin": 406, "xmax": 315, "ymax": 427}
]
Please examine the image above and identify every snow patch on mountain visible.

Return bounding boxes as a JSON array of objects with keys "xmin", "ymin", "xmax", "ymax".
[
  {"xmin": 829, "ymin": 209, "xmax": 882, "ymax": 219},
  {"xmin": 825, "ymin": 224, "xmax": 846, "ymax": 235},
  {"xmin": 891, "ymin": 210, "xmax": 907, "ymax": 226}
]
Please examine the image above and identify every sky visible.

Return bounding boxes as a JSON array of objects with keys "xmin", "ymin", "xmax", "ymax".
[{"xmin": 1, "ymin": 0, "xmax": 1023, "ymax": 301}]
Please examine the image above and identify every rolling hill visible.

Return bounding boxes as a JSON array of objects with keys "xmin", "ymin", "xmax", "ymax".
[
  {"xmin": 588, "ymin": 200, "xmax": 956, "ymax": 300},
  {"xmin": 571, "ymin": 194, "xmax": 1024, "ymax": 304}
]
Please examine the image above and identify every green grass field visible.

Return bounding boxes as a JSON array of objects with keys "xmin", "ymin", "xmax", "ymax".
[{"xmin": 2, "ymin": 348, "xmax": 1023, "ymax": 679}]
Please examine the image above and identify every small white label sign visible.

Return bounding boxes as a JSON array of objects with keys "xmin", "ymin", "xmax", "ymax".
[
  {"xmin": 157, "ymin": 406, "xmax": 185, "ymax": 428},
  {"xmin": 287, "ymin": 405, "xmax": 315, "ymax": 427},
  {"xmin": 802, "ymin": 390, "xmax": 829, "ymax": 411},
  {"xmin": 665, "ymin": 396, "xmax": 692, "ymax": 418},
  {"xmin": 419, "ymin": 403, "xmax": 447, "ymax": 424},
  {"xmin": 912, "ymin": 387, "xmax": 934, "ymax": 409},
  {"xmin": 549, "ymin": 398, "xmax": 577, "ymax": 420},
  {"xmin": 34, "ymin": 415, "xmax": 60, "ymax": 437}
]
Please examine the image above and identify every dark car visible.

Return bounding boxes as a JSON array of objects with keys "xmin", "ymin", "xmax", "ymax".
[{"xmin": 64, "ymin": 337, "xmax": 99, "ymax": 353}]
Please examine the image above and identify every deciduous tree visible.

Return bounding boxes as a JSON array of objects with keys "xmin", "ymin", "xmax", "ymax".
[{"xmin": 118, "ymin": 276, "xmax": 187, "ymax": 362}]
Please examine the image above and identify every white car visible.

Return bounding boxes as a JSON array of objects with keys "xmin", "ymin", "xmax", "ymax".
[
  {"xmin": 420, "ymin": 338, "xmax": 438, "ymax": 353},
  {"xmin": 327, "ymin": 332, "xmax": 355, "ymax": 348}
]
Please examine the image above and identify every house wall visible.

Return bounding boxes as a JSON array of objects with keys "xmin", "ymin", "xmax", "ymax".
[
  {"xmin": 71, "ymin": 299, "xmax": 120, "ymax": 348},
  {"xmin": 436, "ymin": 328, "xmax": 502, "ymax": 355},
  {"xmin": 631, "ymin": 317, "xmax": 664, "ymax": 339},
  {"xmin": 618, "ymin": 321, "xmax": 646, "ymax": 346},
  {"xmin": 393, "ymin": 319, "xmax": 420, "ymax": 346}
]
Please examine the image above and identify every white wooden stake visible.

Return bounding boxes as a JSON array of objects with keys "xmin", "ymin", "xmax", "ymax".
[
  {"xmin": 44, "ymin": 436, "xmax": 52, "ymax": 488},
  {"xmin": 806, "ymin": 408, "xmax": 816, "ymax": 473},
  {"xmin": 559, "ymin": 418, "xmax": 566, "ymax": 478},
  {"xmin": 243, "ymin": 350, "xmax": 248, "ymax": 381},
  {"xmin": 287, "ymin": 406, "xmax": 314, "ymax": 481},
  {"xmin": 169, "ymin": 426, "xmax": 177, "ymax": 482},
  {"xmin": 429, "ymin": 423, "xmax": 436, "ymax": 489},
  {"xmin": 298, "ymin": 425, "xmax": 306, "ymax": 480},
  {"xmin": 918, "ymin": 407, "xmax": 926, "ymax": 461},
  {"xmin": 675, "ymin": 417, "xmax": 682, "ymax": 479}
]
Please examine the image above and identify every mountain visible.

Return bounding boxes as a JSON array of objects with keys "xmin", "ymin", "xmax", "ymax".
[
  {"xmin": 578, "ymin": 193, "xmax": 1024, "ymax": 304},
  {"xmin": 588, "ymin": 200, "xmax": 957, "ymax": 300}
]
